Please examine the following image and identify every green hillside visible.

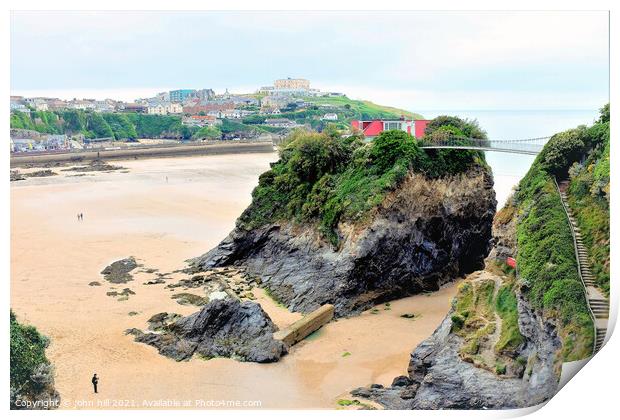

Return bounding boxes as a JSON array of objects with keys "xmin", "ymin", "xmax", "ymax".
[
  {"xmin": 304, "ymin": 95, "xmax": 424, "ymax": 120},
  {"xmin": 510, "ymin": 104, "xmax": 609, "ymax": 360}
]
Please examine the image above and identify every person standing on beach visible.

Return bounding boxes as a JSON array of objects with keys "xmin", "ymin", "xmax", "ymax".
[{"xmin": 92, "ymin": 373, "xmax": 99, "ymax": 393}]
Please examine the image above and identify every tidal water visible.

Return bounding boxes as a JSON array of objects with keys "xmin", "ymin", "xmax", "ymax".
[{"xmin": 416, "ymin": 109, "xmax": 601, "ymax": 207}]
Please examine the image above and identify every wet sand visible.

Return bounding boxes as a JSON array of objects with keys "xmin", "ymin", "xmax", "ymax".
[{"xmin": 11, "ymin": 153, "xmax": 459, "ymax": 409}]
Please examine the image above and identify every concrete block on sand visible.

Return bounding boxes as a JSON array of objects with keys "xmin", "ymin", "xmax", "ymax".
[{"xmin": 273, "ymin": 304, "xmax": 334, "ymax": 346}]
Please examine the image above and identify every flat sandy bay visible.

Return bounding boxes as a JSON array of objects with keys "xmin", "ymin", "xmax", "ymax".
[{"xmin": 11, "ymin": 153, "xmax": 458, "ymax": 409}]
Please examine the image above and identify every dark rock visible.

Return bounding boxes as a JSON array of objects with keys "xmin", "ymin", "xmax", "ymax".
[
  {"xmin": 88, "ymin": 281, "xmax": 101, "ymax": 286},
  {"xmin": 24, "ymin": 169, "xmax": 57, "ymax": 178},
  {"xmin": 191, "ymin": 167, "xmax": 496, "ymax": 317},
  {"xmin": 171, "ymin": 293, "xmax": 208, "ymax": 306},
  {"xmin": 351, "ymin": 387, "xmax": 372, "ymax": 398},
  {"xmin": 106, "ymin": 288, "xmax": 135, "ymax": 298},
  {"xmin": 101, "ymin": 257, "xmax": 139, "ymax": 283},
  {"xmin": 61, "ymin": 159, "xmax": 125, "ymax": 173},
  {"xmin": 143, "ymin": 278, "xmax": 166, "ymax": 285},
  {"xmin": 391, "ymin": 375, "xmax": 413, "ymax": 387},
  {"xmin": 10, "ymin": 170, "xmax": 26, "ymax": 182},
  {"xmin": 146, "ymin": 312, "xmax": 182, "ymax": 331},
  {"xmin": 130, "ymin": 298, "xmax": 288, "ymax": 363}
]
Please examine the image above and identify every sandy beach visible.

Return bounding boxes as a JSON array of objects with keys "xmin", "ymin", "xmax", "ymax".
[{"xmin": 11, "ymin": 153, "xmax": 459, "ymax": 409}]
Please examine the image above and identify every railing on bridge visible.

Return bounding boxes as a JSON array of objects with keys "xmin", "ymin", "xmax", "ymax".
[{"xmin": 418, "ymin": 135, "xmax": 550, "ymax": 155}]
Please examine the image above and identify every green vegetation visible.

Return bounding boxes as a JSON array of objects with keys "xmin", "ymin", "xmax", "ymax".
[
  {"xmin": 193, "ymin": 125, "xmax": 222, "ymax": 140},
  {"xmin": 305, "ymin": 95, "xmax": 423, "ymax": 120},
  {"xmin": 451, "ymin": 279, "xmax": 496, "ymax": 341},
  {"xmin": 449, "ymin": 262, "xmax": 526, "ymax": 375},
  {"xmin": 10, "ymin": 311, "xmax": 54, "ymax": 402},
  {"xmin": 336, "ymin": 398, "xmax": 375, "ymax": 409},
  {"xmin": 251, "ymin": 95, "xmax": 426, "ymax": 131},
  {"xmin": 11, "ymin": 109, "xmax": 194, "ymax": 140},
  {"xmin": 566, "ymin": 105, "xmax": 610, "ymax": 295},
  {"xmin": 238, "ymin": 118, "xmax": 484, "ymax": 246},
  {"xmin": 494, "ymin": 281, "xmax": 525, "ymax": 353},
  {"xmin": 102, "ymin": 113, "xmax": 138, "ymax": 139},
  {"xmin": 125, "ymin": 113, "xmax": 192, "ymax": 139},
  {"xmin": 511, "ymin": 104, "xmax": 609, "ymax": 360},
  {"xmin": 11, "ymin": 110, "xmax": 63, "ymax": 134},
  {"xmin": 423, "ymin": 115, "xmax": 487, "ymax": 139}
]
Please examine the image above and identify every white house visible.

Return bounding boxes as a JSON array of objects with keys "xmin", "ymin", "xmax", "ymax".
[
  {"xmin": 147, "ymin": 102, "xmax": 183, "ymax": 115},
  {"xmin": 322, "ymin": 113, "xmax": 338, "ymax": 121}
]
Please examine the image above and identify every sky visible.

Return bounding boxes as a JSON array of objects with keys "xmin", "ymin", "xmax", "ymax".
[{"xmin": 10, "ymin": 11, "xmax": 609, "ymax": 110}]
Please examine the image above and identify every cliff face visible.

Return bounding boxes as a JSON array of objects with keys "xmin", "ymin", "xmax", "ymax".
[
  {"xmin": 353, "ymin": 193, "xmax": 563, "ymax": 409},
  {"xmin": 192, "ymin": 165, "xmax": 496, "ymax": 317},
  {"xmin": 353, "ymin": 282, "xmax": 561, "ymax": 409}
]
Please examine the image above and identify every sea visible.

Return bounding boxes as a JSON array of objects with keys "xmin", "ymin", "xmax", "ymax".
[{"xmin": 415, "ymin": 109, "xmax": 602, "ymax": 208}]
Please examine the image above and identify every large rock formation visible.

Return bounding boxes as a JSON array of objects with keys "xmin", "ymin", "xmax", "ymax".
[
  {"xmin": 192, "ymin": 165, "xmax": 496, "ymax": 317},
  {"xmin": 351, "ymin": 284, "xmax": 561, "ymax": 409},
  {"xmin": 128, "ymin": 298, "xmax": 287, "ymax": 363}
]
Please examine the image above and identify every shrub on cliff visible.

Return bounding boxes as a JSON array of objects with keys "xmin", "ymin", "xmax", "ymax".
[
  {"xmin": 238, "ymin": 126, "xmax": 483, "ymax": 245},
  {"xmin": 421, "ymin": 118, "xmax": 487, "ymax": 177},
  {"xmin": 424, "ymin": 115, "xmax": 487, "ymax": 139},
  {"xmin": 540, "ymin": 128, "xmax": 587, "ymax": 177},
  {"xmin": 566, "ymin": 110, "xmax": 610, "ymax": 295},
  {"xmin": 10, "ymin": 311, "xmax": 59, "ymax": 409}
]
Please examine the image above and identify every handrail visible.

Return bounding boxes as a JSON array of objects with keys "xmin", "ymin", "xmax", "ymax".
[
  {"xmin": 419, "ymin": 145, "xmax": 539, "ymax": 156},
  {"xmin": 553, "ymin": 176, "xmax": 597, "ymax": 356}
]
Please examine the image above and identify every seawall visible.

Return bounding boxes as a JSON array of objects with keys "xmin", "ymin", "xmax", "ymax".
[{"xmin": 10, "ymin": 141, "xmax": 275, "ymax": 167}]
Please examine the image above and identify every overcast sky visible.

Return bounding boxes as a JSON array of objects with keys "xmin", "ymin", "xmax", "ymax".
[{"xmin": 10, "ymin": 11, "xmax": 609, "ymax": 110}]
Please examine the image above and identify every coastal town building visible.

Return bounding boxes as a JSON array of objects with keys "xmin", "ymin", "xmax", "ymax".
[
  {"xmin": 321, "ymin": 113, "xmax": 338, "ymax": 121},
  {"xmin": 10, "ymin": 134, "xmax": 68, "ymax": 152},
  {"xmin": 169, "ymin": 89, "xmax": 196, "ymax": 103},
  {"xmin": 351, "ymin": 118, "xmax": 430, "ymax": 139},
  {"xmin": 260, "ymin": 95, "xmax": 290, "ymax": 110},
  {"xmin": 122, "ymin": 103, "xmax": 148, "ymax": 113},
  {"xmin": 264, "ymin": 118, "xmax": 297, "ymax": 128},
  {"xmin": 181, "ymin": 115, "xmax": 221, "ymax": 127},
  {"xmin": 182, "ymin": 102, "xmax": 235, "ymax": 115},
  {"xmin": 147, "ymin": 102, "xmax": 183, "ymax": 115},
  {"xmin": 10, "ymin": 96, "xmax": 28, "ymax": 112},
  {"xmin": 24, "ymin": 97, "xmax": 50, "ymax": 111},
  {"xmin": 274, "ymin": 78, "xmax": 310, "ymax": 91},
  {"xmin": 257, "ymin": 86, "xmax": 275, "ymax": 95}
]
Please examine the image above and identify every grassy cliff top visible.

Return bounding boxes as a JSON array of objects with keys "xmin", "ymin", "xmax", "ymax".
[
  {"xmin": 304, "ymin": 95, "xmax": 424, "ymax": 120},
  {"xmin": 238, "ymin": 117, "xmax": 486, "ymax": 246}
]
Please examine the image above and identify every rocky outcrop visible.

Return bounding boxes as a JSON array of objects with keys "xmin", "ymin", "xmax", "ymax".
[
  {"xmin": 192, "ymin": 166, "xmax": 496, "ymax": 317},
  {"xmin": 128, "ymin": 297, "xmax": 287, "ymax": 363},
  {"xmin": 353, "ymin": 285, "xmax": 561, "ymax": 409},
  {"xmin": 101, "ymin": 257, "xmax": 138, "ymax": 284}
]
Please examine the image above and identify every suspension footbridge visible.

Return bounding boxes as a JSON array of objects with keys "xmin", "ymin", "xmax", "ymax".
[{"xmin": 418, "ymin": 135, "xmax": 551, "ymax": 155}]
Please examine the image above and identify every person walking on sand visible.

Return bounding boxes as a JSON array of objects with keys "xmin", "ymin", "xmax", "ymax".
[{"xmin": 92, "ymin": 373, "xmax": 99, "ymax": 393}]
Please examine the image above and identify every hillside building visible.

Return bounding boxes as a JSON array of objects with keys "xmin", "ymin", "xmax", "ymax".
[{"xmin": 351, "ymin": 118, "xmax": 430, "ymax": 139}]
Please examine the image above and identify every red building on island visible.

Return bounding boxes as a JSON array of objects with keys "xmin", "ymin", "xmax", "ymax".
[{"xmin": 351, "ymin": 118, "xmax": 430, "ymax": 139}]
